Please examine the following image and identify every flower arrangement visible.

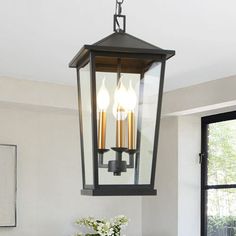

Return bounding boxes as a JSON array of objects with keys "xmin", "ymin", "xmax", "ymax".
[{"xmin": 75, "ymin": 215, "xmax": 129, "ymax": 236}]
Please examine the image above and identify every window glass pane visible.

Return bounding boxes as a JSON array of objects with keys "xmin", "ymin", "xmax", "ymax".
[
  {"xmin": 208, "ymin": 120, "xmax": 236, "ymax": 185},
  {"xmin": 207, "ymin": 189, "xmax": 236, "ymax": 236}
]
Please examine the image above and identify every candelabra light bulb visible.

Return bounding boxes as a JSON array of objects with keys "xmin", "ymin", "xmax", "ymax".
[
  {"xmin": 126, "ymin": 80, "xmax": 137, "ymax": 111},
  {"xmin": 97, "ymin": 78, "xmax": 110, "ymax": 111}
]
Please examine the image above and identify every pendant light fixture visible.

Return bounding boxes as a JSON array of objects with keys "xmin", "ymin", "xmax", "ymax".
[{"xmin": 69, "ymin": 0, "xmax": 175, "ymax": 196}]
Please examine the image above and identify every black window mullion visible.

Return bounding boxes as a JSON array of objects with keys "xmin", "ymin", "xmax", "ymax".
[
  {"xmin": 201, "ymin": 120, "xmax": 208, "ymax": 236},
  {"xmin": 206, "ymin": 184, "xmax": 236, "ymax": 190}
]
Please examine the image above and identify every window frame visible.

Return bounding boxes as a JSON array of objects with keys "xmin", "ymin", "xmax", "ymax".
[{"xmin": 201, "ymin": 110, "xmax": 236, "ymax": 236}]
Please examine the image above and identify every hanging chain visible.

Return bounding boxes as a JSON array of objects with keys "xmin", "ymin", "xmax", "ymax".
[
  {"xmin": 113, "ymin": 0, "xmax": 126, "ymax": 33},
  {"xmin": 115, "ymin": 0, "xmax": 124, "ymax": 15}
]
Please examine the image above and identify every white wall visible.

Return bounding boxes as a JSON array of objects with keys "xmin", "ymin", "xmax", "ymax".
[
  {"xmin": 142, "ymin": 116, "xmax": 201, "ymax": 236},
  {"xmin": 178, "ymin": 116, "xmax": 201, "ymax": 236},
  {"xmin": 162, "ymin": 75, "xmax": 236, "ymax": 116},
  {"xmin": 142, "ymin": 76, "xmax": 236, "ymax": 236},
  {"xmin": 1, "ymin": 76, "xmax": 236, "ymax": 236},
  {"xmin": 0, "ymin": 106, "xmax": 142, "ymax": 236},
  {"xmin": 142, "ymin": 117, "xmax": 179, "ymax": 236}
]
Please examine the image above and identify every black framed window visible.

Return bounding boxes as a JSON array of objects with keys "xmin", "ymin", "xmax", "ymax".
[{"xmin": 201, "ymin": 111, "xmax": 236, "ymax": 236}]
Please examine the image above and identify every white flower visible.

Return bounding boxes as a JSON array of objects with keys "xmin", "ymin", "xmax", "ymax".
[{"xmin": 75, "ymin": 215, "xmax": 129, "ymax": 236}]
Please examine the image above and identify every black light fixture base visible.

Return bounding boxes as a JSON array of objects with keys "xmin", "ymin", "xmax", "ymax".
[
  {"xmin": 81, "ymin": 185, "xmax": 157, "ymax": 196},
  {"xmin": 108, "ymin": 160, "xmax": 127, "ymax": 175},
  {"xmin": 109, "ymin": 147, "xmax": 128, "ymax": 175}
]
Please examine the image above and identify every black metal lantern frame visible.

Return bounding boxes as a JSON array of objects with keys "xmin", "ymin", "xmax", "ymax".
[{"xmin": 69, "ymin": 0, "xmax": 175, "ymax": 196}]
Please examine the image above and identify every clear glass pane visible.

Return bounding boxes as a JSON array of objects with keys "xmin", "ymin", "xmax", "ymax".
[
  {"xmin": 207, "ymin": 189, "xmax": 236, "ymax": 236},
  {"xmin": 138, "ymin": 62, "xmax": 161, "ymax": 184},
  {"xmin": 96, "ymin": 70, "xmax": 140, "ymax": 185},
  {"xmin": 94, "ymin": 55, "xmax": 161, "ymax": 185},
  {"xmin": 79, "ymin": 63, "xmax": 93, "ymax": 186},
  {"xmin": 208, "ymin": 120, "xmax": 236, "ymax": 185}
]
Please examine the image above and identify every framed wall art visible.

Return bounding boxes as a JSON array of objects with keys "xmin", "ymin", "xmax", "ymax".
[{"xmin": 0, "ymin": 144, "xmax": 17, "ymax": 227}]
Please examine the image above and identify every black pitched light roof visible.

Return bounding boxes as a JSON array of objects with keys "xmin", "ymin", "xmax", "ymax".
[{"xmin": 69, "ymin": 32, "xmax": 175, "ymax": 68}]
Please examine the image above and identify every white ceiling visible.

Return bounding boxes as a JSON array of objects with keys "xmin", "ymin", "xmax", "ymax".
[{"xmin": 0, "ymin": 0, "xmax": 236, "ymax": 91}]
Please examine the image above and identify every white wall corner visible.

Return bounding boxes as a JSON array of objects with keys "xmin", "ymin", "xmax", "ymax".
[
  {"xmin": 178, "ymin": 116, "xmax": 201, "ymax": 236},
  {"xmin": 142, "ymin": 117, "xmax": 179, "ymax": 236}
]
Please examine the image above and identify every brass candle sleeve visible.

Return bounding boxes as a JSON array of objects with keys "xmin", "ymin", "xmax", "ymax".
[
  {"xmin": 116, "ymin": 119, "xmax": 125, "ymax": 148},
  {"xmin": 128, "ymin": 111, "xmax": 135, "ymax": 150},
  {"xmin": 98, "ymin": 111, "xmax": 107, "ymax": 149}
]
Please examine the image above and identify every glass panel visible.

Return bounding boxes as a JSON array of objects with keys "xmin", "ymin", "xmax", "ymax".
[
  {"xmin": 79, "ymin": 63, "xmax": 93, "ymax": 186},
  {"xmin": 138, "ymin": 62, "xmax": 161, "ymax": 184},
  {"xmin": 207, "ymin": 189, "xmax": 236, "ymax": 236},
  {"xmin": 96, "ymin": 70, "xmax": 140, "ymax": 185},
  {"xmin": 94, "ymin": 55, "xmax": 161, "ymax": 185},
  {"xmin": 208, "ymin": 120, "xmax": 236, "ymax": 185}
]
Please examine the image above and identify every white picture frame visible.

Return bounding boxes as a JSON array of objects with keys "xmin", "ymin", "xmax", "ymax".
[{"xmin": 0, "ymin": 144, "xmax": 17, "ymax": 227}]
